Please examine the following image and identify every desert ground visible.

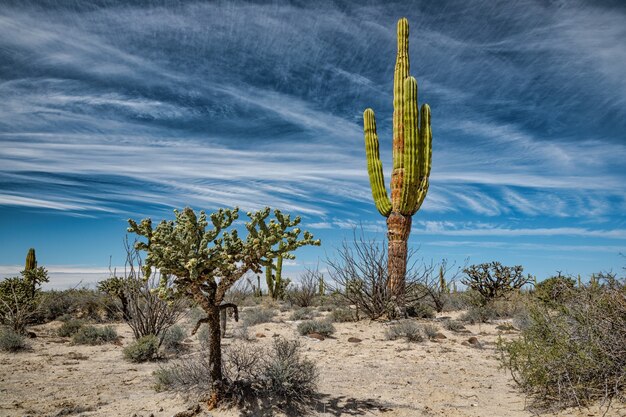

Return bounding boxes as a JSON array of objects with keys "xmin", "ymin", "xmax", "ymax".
[{"xmin": 1, "ymin": 309, "xmax": 624, "ymax": 417}]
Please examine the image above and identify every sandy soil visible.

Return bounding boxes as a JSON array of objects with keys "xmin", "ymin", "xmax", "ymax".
[{"xmin": 1, "ymin": 309, "xmax": 624, "ymax": 417}]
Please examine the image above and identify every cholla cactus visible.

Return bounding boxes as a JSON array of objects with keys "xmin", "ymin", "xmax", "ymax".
[
  {"xmin": 363, "ymin": 18, "xmax": 432, "ymax": 304},
  {"xmin": 128, "ymin": 206, "xmax": 319, "ymax": 407}
]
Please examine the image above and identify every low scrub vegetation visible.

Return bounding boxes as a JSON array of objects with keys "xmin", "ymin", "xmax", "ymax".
[
  {"xmin": 123, "ymin": 335, "xmax": 159, "ymax": 362},
  {"xmin": 242, "ymin": 307, "xmax": 276, "ymax": 326},
  {"xmin": 71, "ymin": 325, "xmax": 118, "ymax": 345},
  {"xmin": 499, "ymin": 274, "xmax": 626, "ymax": 410},
  {"xmin": 155, "ymin": 338, "xmax": 317, "ymax": 412},
  {"xmin": 0, "ymin": 327, "xmax": 29, "ymax": 352},
  {"xmin": 296, "ymin": 319, "xmax": 335, "ymax": 337},
  {"xmin": 57, "ymin": 319, "xmax": 85, "ymax": 337},
  {"xmin": 384, "ymin": 320, "xmax": 423, "ymax": 342}
]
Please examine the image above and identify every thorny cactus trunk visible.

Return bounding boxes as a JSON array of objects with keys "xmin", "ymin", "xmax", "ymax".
[{"xmin": 363, "ymin": 18, "xmax": 432, "ymax": 309}]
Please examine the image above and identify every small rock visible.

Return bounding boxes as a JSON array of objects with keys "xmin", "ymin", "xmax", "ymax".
[
  {"xmin": 26, "ymin": 331, "xmax": 37, "ymax": 339},
  {"xmin": 183, "ymin": 338, "xmax": 193, "ymax": 343},
  {"xmin": 272, "ymin": 333, "xmax": 279, "ymax": 337},
  {"xmin": 461, "ymin": 341, "xmax": 470, "ymax": 346},
  {"xmin": 434, "ymin": 333, "xmax": 447, "ymax": 339},
  {"xmin": 347, "ymin": 337, "xmax": 362, "ymax": 343},
  {"xmin": 255, "ymin": 332, "xmax": 266, "ymax": 338},
  {"xmin": 307, "ymin": 332, "xmax": 325, "ymax": 341},
  {"xmin": 467, "ymin": 336, "xmax": 482, "ymax": 348}
]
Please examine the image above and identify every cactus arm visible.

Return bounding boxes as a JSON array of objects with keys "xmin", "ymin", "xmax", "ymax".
[
  {"xmin": 399, "ymin": 76, "xmax": 419, "ymax": 214},
  {"xmin": 391, "ymin": 17, "xmax": 410, "ymax": 209},
  {"xmin": 411, "ymin": 104, "xmax": 432, "ymax": 215},
  {"xmin": 364, "ymin": 108, "xmax": 392, "ymax": 217}
]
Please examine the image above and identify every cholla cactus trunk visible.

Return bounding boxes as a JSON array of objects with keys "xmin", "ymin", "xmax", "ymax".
[{"xmin": 363, "ymin": 18, "xmax": 432, "ymax": 306}]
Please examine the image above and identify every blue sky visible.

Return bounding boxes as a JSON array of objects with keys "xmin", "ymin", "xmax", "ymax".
[{"xmin": 1, "ymin": 0, "xmax": 625, "ymax": 288}]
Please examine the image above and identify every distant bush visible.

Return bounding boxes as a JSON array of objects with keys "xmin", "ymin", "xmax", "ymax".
[
  {"xmin": 35, "ymin": 288, "xmax": 116, "ymax": 323},
  {"xmin": 155, "ymin": 338, "xmax": 317, "ymax": 411},
  {"xmin": 443, "ymin": 319, "xmax": 466, "ymax": 332},
  {"xmin": 0, "ymin": 328, "xmax": 28, "ymax": 352},
  {"xmin": 460, "ymin": 293, "xmax": 528, "ymax": 324},
  {"xmin": 289, "ymin": 307, "xmax": 318, "ymax": 321},
  {"xmin": 124, "ymin": 335, "xmax": 159, "ymax": 362},
  {"xmin": 422, "ymin": 323, "xmax": 439, "ymax": 340},
  {"xmin": 57, "ymin": 319, "xmax": 85, "ymax": 337},
  {"xmin": 72, "ymin": 325, "xmax": 117, "ymax": 345},
  {"xmin": 406, "ymin": 302, "xmax": 435, "ymax": 319},
  {"xmin": 533, "ymin": 275, "xmax": 575, "ymax": 305},
  {"xmin": 286, "ymin": 269, "xmax": 320, "ymax": 308},
  {"xmin": 462, "ymin": 262, "xmax": 532, "ymax": 306},
  {"xmin": 385, "ymin": 320, "xmax": 423, "ymax": 342},
  {"xmin": 328, "ymin": 308, "xmax": 355, "ymax": 323},
  {"xmin": 242, "ymin": 307, "xmax": 276, "ymax": 326},
  {"xmin": 161, "ymin": 325, "xmax": 186, "ymax": 353},
  {"xmin": 296, "ymin": 320, "xmax": 335, "ymax": 337},
  {"xmin": 499, "ymin": 275, "xmax": 626, "ymax": 410}
]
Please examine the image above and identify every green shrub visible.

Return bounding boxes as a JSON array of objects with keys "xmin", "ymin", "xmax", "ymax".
[
  {"xmin": 533, "ymin": 275, "xmax": 575, "ymax": 305},
  {"xmin": 242, "ymin": 307, "xmax": 276, "ymax": 326},
  {"xmin": 57, "ymin": 319, "xmax": 85, "ymax": 337},
  {"xmin": 385, "ymin": 320, "xmax": 423, "ymax": 342},
  {"xmin": 499, "ymin": 278, "xmax": 626, "ymax": 409},
  {"xmin": 0, "ymin": 328, "xmax": 28, "ymax": 352},
  {"xmin": 72, "ymin": 325, "xmax": 117, "ymax": 345},
  {"xmin": 289, "ymin": 307, "xmax": 318, "ymax": 321},
  {"xmin": 162, "ymin": 325, "xmax": 186, "ymax": 353},
  {"xmin": 297, "ymin": 320, "xmax": 335, "ymax": 337},
  {"xmin": 123, "ymin": 335, "xmax": 159, "ymax": 362},
  {"xmin": 328, "ymin": 308, "xmax": 355, "ymax": 323}
]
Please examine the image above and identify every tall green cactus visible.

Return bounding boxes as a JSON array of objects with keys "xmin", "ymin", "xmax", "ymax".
[
  {"xmin": 265, "ymin": 255, "xmax": 291, "ymax": 300},
  {"xmin": 363, "ymin": 18, "xmax": 432, "ymax": 303},
  {"xmin": 24, "ymin": 248, "xmax": 37, "ymax": 298}
]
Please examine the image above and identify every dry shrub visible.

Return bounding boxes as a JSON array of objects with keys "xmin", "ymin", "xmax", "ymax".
[
  {"xmin": 296, "ymin": 319, "xmax": 335, "ymax": 337},
  {"xmin": 499, "ymin": 274, "xmax": 626, "ymax": 410},
  {"xmin": 385, "ymin": 320, "xmax": 423, "ymax": 342},
  {"xmin": 155, "ymin": 338, "xmax": 317, "ymax": 412},
  {"xmin": 0, "ymin": 327, "xmax": 28, "ymax": 352},
  {"xmin": 286, "ymin": 269, "xmax": 320, "ymax": 308},
  {"xmin": 72, "ymin": 325, "xmax": 117, "ymax": 345},
  {"xmin": 123, "ymin": 335, "xmax": 159, "ymax": 362},
  {"xmin": 242, "ymin": 307, "xmax": 276, "ymax": 326},
  {"xmin": 326, "ymin": 231, "xmax": 430, "ymax": 320},
  {"xmin": 289, "ymin": 307, "xmax": 318, "ymax": 321}
]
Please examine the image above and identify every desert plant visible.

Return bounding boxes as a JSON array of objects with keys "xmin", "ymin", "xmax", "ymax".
[
  {"xmin": 462, "ymin": 262, "xmax": 532, "ymax": 306},
  {"xmin": 328, "ymin": 307, "xmax": 355, "ymax": 323},
  {"xmin": 72, "ymin": 325, "xmax": 117, "ymax": 345},
  {"xmin": 443, "ymin": 319, "xmax": 465, "ymax": 332},
  {"xmin": 0, "ymin": 327, "xmax": 28, "ymax": 352},
  {"xmin": 422, "ymin": 323, "xmax": 439, "ymax": 340},
  {"xmin": 99, "ymin": 238, "xmax": 187, "ymax": 346},
  {"xmin": 499, "ymin": 275, "xmax": 626, "ymax": 409},
  {"xmin": 242, "ymin": 307, "xmax": 275, "ymax": 327},
  {"xmin": 533, "ymin": 274, "xmax": 576, "ymax": 305},
  {"xmin": 405, "ymin": 301, "xmax": 435, "ymax": 318},
  {"xmin": 263, "ymin": 255, "xmax": 291, "ymax": 300},
  {"xmin": 363, "ymin": 18, "xmax": 432, "ymax": 307},
  {"xmin": 286, "ymin": 268, "xmax": 320, "ymax": 308},
  {"xmin": 289, "ymin": 307, "xmax": 318, "ymax": 321},
  {"xmin": 419, "ymin": 259, "xmax": 465, "ymax": 313},
  {"xmin": 123, "ymin": 335, "xmax": 159, "ymax": 362},
  {"xmin": 128, "ymin": 206, "xmax": 319, "ymax": 407},
  {"xmin": 155, "ymin": 337, "xmax": 317, "ymax": 411},
  {"xmin": 57, "ymin": 319, "xmax": 85, "ymax": 337},
  {"xmin": 296, "ymin": 319, "xmax": 335, "ymax": 337},
  {"xmin": 327, "ymin": 231, "xmax": 430, "ymax": 320},
  {"xmin": 385, "ymin": 320, "xmax": 423, "ymax": 342},
  {"xmin": 162, "ymin": 324, "xmax": 186, "ymax": 353}
]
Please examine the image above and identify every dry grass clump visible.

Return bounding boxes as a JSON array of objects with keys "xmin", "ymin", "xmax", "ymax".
[{"xmin": 123, "ymin": 335, "xmax": 159, "ymax": 362}]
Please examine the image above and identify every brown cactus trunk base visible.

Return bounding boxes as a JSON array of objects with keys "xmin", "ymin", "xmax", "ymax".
[
  {"xmin": 387, "ymin": 212, "xmax": 412, "ymax": 309},
  {"xmin": 206, "ymin": 303, "xmax": 223, "ymax": 408}
]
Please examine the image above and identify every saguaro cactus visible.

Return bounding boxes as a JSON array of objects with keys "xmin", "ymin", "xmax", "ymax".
[
  {"xmin": 363, "ymin": 18, "xmax": 432, "ymax": 303},
  {"xmin": 24, "ymin": 248, "xmax": 37, "ymax": 298}
]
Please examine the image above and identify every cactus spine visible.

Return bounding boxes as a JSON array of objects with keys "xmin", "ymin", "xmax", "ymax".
[{"xmin": 363, "ymin": 18, "xmax": 432, "ymax": 303}]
